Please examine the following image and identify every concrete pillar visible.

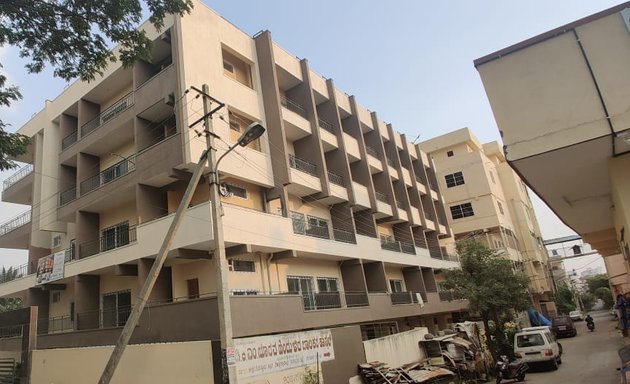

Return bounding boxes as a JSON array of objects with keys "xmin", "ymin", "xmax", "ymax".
[
  {"xmin": 74, "ymin": 274, "xmax": 100, "ymax": 330},
  {"xmin": 25, "ymin": 289, "xmax": 49, "ymax": 334},
  {"xmin": 76, "ymin": 211, "xmax": 99, "ymax": 259}
]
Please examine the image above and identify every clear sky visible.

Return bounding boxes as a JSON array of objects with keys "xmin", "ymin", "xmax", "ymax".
[{"xmin": 0, "ymin": 0, "xmax": 619, "ymax": 272}]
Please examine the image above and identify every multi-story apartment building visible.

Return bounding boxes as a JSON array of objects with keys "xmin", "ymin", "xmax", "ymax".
[
  {"xmin": 0, "ymin": 1, "xmax": 465, "ymax": 382},
  {"xmin": 474, "ymin": 2, "xmax": 630, "ymax": 300},
  {"xmin": 419, "ymin": 128, "xmax": 556, "ymax": 316}
]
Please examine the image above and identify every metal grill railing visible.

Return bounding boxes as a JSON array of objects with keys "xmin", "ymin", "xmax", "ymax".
[
  {"xmin": 0, "ymin": 264, "xmax": 28, "ymax": 284},
  {"xmin": 365, "ymin": 145, "xmax": 378, "ymax": 157},
  {"xmin": 439, "ymin": 291, "xmax": 454, "ymax": 301},
  {"xmin": 61, "ymin": 131, "xmax": 78, "ymax": 150},
  {"xmin": 313, "ymin": 292, "xmax": 342, "ymax": 309},
  {"xmin": 333, "ymin": 228, "xmax": 356, "ymax": 244},
  {"xmin": 80, "ymin": 157, "xmax": 136, "ymax": 195},
  {"xmin": 375, "ymin": 191, "xmax": 388, "ymax": 203},
  {"xmin": 79, "ymin": 226, "xmax": 137, "ymax": 258},
  {"xmin": 345, "ymin": 291, "xmax": 369, "ymax": 307},
  {"xmin": 291, "ymin": 217, "xmax": 330, "ymax": 239},
  {"xmin": 0, "ymin": 210, "xmax": 31, "ymax": 236},
  {"xmin": 81, "ymin": 92, "xmax": 134, "ymax": 137},
  {"xmin": 280, "ymin": 95, "xmax": 307, "ymax": 118},
  {"xmin": 59, "ymin": 186, "xmax": 76, "ymax": 206},
  {"xmin": 429, "ymin": 247, "xmax": 443, "ymax": 259},
  {"xmin": 288, "ymin": 154, "xmax": 317, "ymax": 176},
  {"xmin": 327, "ymin": 171, "xmax": 344, "ymax": 186},
  {"xmin": 76, "ymin": 306, "xmax": 132, "ymax": 330},
  {"xmin": 3, "ymin": 164, "xmax": 33, "ymax": 191},
  {"xmin": 381, "ymin": 240, "xmax": 401, "ymax": 252},
  {"xmin": 400, "ymin": 241, "xmax": 416, "ymax": 255},
  {"xmin": 390, "ymin": 292, "xmax": 414, "ymax": 305},
  {"xmin": 318, "ymin": 118, "xmax": 335, "ymax": 133}
]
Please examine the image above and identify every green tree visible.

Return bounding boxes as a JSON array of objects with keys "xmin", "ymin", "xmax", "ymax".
[
  {"xmin": 580, "ymin": 292, "xmax": 595, "ymax": 311},
  {"xmin": 554, "ymin": 283, "xmax": 576, "ymax": 314},
  {"xmin": 586, "ymin": 274, "xmax": 609, "ymax": 294},
  {"xmin": 0, "ymin": 0, "xmax": 193, "ymax": 169},
  {"xmin": 594, "ymin": 286, "xmax": 614, "ymax": 308},
  {"xmin": 0, "ymin": 267, "xmax": 22, "ymax": 312},
  {"xmin": 441, "ymin": 240, "xmax": 530, "ymax": 359}
]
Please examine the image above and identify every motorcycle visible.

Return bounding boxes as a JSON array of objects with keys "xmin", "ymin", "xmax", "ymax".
[
  {"xmin": 495, "ymin": 355, "xmax": 528, "ymax": 384},
  {"xmin": 587, "ymin": 319, "xmax": 595, "ymax": 332}
]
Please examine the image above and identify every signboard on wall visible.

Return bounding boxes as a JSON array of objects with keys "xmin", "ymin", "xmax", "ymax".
[
  {"xmin": 36, "ymin": 251, "xmax": 66, "ymax": 285},
  {"xmin": 234, "ymin": 329, "xmax": 335, "ymax": 380}
]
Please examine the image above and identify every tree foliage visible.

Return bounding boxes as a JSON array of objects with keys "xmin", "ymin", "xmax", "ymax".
[
  {"xmin": 0, "ymin": 0, "xmax": 193, "ymax": 169},
  {"xmin": 586, "ymin": 274, "xmax": 610, "ymax": 294},
  {"xmin": 442, "ymin": 240, "xmax": 530, "ymax": 358},
  {"xmin": 594, "ymin": 286, "xmax": 614, "ymax": 308},
  {"xmin": 0, "ymin": 267, "xmax": 22, "ymax": 312},
  {"xmin": 554, "ymin": 283, "xmax": 576, "ymax": 315}
]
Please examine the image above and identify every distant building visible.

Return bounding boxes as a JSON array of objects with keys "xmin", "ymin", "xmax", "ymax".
[{"xmin": 419, "ymin": 128, "xmax": 555, "ymax": 316}]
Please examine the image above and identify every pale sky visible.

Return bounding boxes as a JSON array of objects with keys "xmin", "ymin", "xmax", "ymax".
[{"xmin": 0, "ymin": 0, "xmax": 618, "ymax": 272}]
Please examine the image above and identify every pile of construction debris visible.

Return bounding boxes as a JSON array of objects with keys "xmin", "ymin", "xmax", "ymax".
[
  {"xmin": 358, "ymin": 322, "xmax": 491, "ymax": 384},
  {"xmin": 358, "ymin": 361, "xmax": 456, "ymax": 384}
]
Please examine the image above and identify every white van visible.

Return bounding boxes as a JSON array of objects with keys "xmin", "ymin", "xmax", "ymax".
[{"xmin": 514, "ymin": 326, "xmax": 562, "ymax": 370}]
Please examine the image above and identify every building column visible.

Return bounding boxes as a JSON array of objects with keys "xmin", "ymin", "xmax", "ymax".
[{"xmin": 74, "ymin": 274, "xmax": 100, "ymax": 330}]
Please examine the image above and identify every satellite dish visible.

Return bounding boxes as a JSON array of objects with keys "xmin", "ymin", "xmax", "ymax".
[{"xmin": 219, "ymin": 183, "xmax": 232, "ymax": 197}]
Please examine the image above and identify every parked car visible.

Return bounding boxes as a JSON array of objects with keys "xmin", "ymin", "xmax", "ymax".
[
  {"xmin": 514, "ymin": 326, "xmax": 562, "ymax": 370},
  {"xmin": 551, "ymin": 315, "xmax": 577, "ymax": 338},
  {"xmin": 569, "ymin": 310, "xmax": 584, "ymax": 321}
]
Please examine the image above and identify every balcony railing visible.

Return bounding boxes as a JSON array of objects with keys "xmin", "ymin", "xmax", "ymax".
[
  {"xmin": 438, "ymin": 291, "xmax": 454, "ymax": 302},
  {"xmin": 365, "ymin": 145, "xmax": 378, "ymax": 157},
  {"xmin": 333, "ymin": 228, "xmax": 356, "ymax": 244},
  {"xmin": 318, "ymin": 118, "xmax": 335, "ymax": 133},
  {"xmin": 344, "ymin": 291, "xmax": 369, "ymax": 307},
  {"xmin": 291, "ymin": 216, "xmax": 330, "ymax": 239},
  {"xmin": 327, "ymin": 171, "xmax": 344, "ymax": 186},
  {"xmin": 313, "ymin": 292, "xmax": 342, "ymax": 310},
  {"xmin": 386, "ymin": 157, "xmax": 396, "ymax": 167},
  {"xmin": 78, "ymin": 225, "xmax": 137, "ymax": 258},
  {"xmin": 375, "ymin": 191, "xmax": 388, "ymax": 203},
  {"xmin": 61, "ymin": 130, "xmax": 78, "ymax": 150},
  {"xmin": 139, "ymin": 115, "xmax": 177, "ymax": 151},
  {"xmin": 0, "ymin": 210, "xmax": 31, "ymax": 236},
  {"xmin": 390, "ymin": 291, "xmax": 414, "ymax": 305},
  {"xmin": 0, "ymin": 263, "xmax": 28, "ymax": 284},
  {"xmin": 380, "ymin": 237, "xmax": 416, "ymax": 255},
  {"xmin": 2, "ymin": 164, "xmax": 33, "ymax": 191},
  {"xmin": 59, "ymin": 186, "xmax": 77, "ymax": 206},
  {"xmin": 288, "ymin": 154, "xmax": 317, "ymax": 176},
  {"xmin": 81, "ymin": 92, "xmax": 134, "ymax": 137},
  {"xmin": 429, "ymin": 247, "xmax": 443, "ymax": 259},
  {"xmin": 280, "ymin": 95, "xmax": 307, "ymax": 118},
  {"xmin": 395, "ymin": 200, "xmax": 405, "ymax": 209},
  {"xmin": 76, "ymin": 305, "xmax": 132, "ymax": 330},
  {"xmin": 80, "ymin": 156, "xmax": 136, "ymax": 195}
]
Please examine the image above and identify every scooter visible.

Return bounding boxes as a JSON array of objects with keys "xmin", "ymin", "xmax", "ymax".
[{"xmin": 495, "ymin": 355, "xmax": 528, "ymax": 384}]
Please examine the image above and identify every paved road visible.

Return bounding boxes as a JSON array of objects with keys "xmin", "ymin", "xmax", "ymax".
[{"xmin": 523, "ymin": 310, "xmax": 624, "ymax": 384}]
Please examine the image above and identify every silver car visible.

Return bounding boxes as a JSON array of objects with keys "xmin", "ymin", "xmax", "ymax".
[{"xmin": 569, "ymin": 310, "xmax": 584, "ymax": 321}]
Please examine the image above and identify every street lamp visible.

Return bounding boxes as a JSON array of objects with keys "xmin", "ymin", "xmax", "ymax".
[{"xmin": 204, "ymin": 102, "xmax": 265, "ymax": 382}]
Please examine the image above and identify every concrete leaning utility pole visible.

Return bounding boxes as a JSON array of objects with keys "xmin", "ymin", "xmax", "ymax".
[
  {"xmin": 98, "ymin": 148, "xmax": 209, "ymax": 384},
  {"xmin": 200, "ymin": 83, "xmax": 237, "ymax": 383}
]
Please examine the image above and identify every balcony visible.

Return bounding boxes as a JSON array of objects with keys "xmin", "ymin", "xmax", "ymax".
[
  {"xmin": 59, "ymin": 186, "xmax": 77, "ymax": 206},
  {"xmin": 2, "ymin": 164, "xmax": 34, "ymax": 204},
  {"xmin": 280, "ymin": 95, "xmax": 307, "ymax": 118},
  {"xmin": 0, "ymin": 210, "xmax": 31, "ymax": 241},
  {"xmin": 0, "ymin": 264, "xmax": 28, "ymax": 284},
  {"xmin": 366, "ymin": 146, "xmax": 379, "ymax": 157},
  {"xmin": 390, "ymin": 291, "xmax": 414, "ymax": 305},
  {"xmin": 438, "ymin": 291, "xmax": 454, "ymax": 302},
  {"xmin": 61, "ymin": 131, "xmax": 77, "ymax": 150},
  {"xmin": 380, "ymin": 237, "xmax": 416, "ymax": 255},
  {"xmin": 289, "ymin": 154, "xmax": 317, "ymax": 176},
  {"xmin": 78, "ymin": 225, "xmax": 137, "ymax": 258},
  {"xmin": 291, "ymin": 216, "xmax": 330, "ymax": 239},
  {"xmin": 429, "ymin": 247, "xmax": 443, "ymax": 260},
  {"xmin": 333, "ymin": 228, "xmax": 356, "ymax": 244},
  {"xmin": 80, "ymin": 92, "xmax": 134, "ymax": 138},
  {"xmin": 79, "ymin": 157, "xmax": 136, "ymax": 196},
  {"xmin": 327, "ymin": 171, "xmax": 344, "ymax": 186},
  {"xmin": 318, "ymin": 118, "xmax": 335, "ymax": 134}
]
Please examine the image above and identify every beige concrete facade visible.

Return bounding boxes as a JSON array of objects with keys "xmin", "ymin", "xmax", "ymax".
[
  {"xmin": 419, "ymin": 128, "xmax": 555, "ymax": 314},
  {"xmin": 0, "ymin": 1, "xmax": 467, "ymax": 381},
  {"xmin": 475, "ymin": 2, "xmax": 630, "ymax": 295}
]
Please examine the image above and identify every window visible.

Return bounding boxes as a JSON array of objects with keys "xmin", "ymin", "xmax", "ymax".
[
  {"xmin": 287, "ymin": 276, "xmax": 315, "ymax": 310},
  {"xmin": 450, "ymin": 203, "xmax": 474, "ymax": 219},
  {"xmin": 360, "ymin": 322, "xmax": 399, "ymax": 340},
  {"xmin": 228, "ymin": 259, "xmax": 255, "ymax": 272},
  {"xmin": 101, "ymin": 221, "xmax": 130, "ymax": 251},
  {"xmin": 102, "ymin": 290, "xmax": 131, "ymax": 327},
  {"xmin": 389, "ymin": 279, "xmax": 404, "ymax": 293},
  {"xmin": 221, "ymin": 48, "xmax": 252, "ymax": 88},
  {"xmin": 228, "ymin": 111, "xmax": 260, "ymax": 151},
  {"xmin": 489, "ymin": 171, "xmax": 496, "ymax": 184},
  {"xmin": 317, "ymin": 277, "xmax": 338, "ymax": 292},
  {"xmin": 447, "ymin": 150, "xmax": 454, "ymax": 157},
  {"xmin": 497, "ymin": 201, "xmax": 504, "ymax": 215},
  {"xmin": 52, "ymin": 291, "xmax": 61, "ymax": 303},
  {"xmin": 444, "ymin": 171, "xmax": 465, "ymax": 188},
  {"xmin": 224, "ymin": 183, "xmax": 247, "ymax": 199},
  {"xmin": 187, "ymin": 278, "xmax": 199, "ymax": 299}
]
